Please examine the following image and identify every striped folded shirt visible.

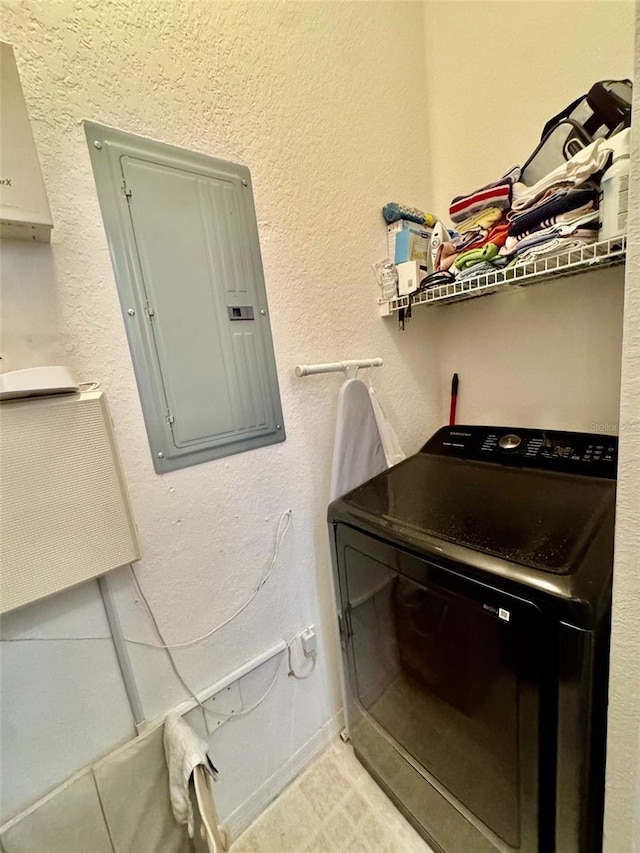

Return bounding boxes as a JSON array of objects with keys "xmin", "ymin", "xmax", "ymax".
[
  {"xmin": 507, "ymin": 186, "xmax": 598, "ymax": 237},
  {"xmin": 513, "ymin": 224, "xmax": 599, "ymax": 258},
  {"xmin": 514, "ymin": 233, "xmax": 598, "ymax": 264},
  {"xmin": 507, "ymin": 207, "xmax": 597, "ymax": 243},
  {"xmin": 449, "ymin": 166, "xmax": 521, "ymax": 225}
]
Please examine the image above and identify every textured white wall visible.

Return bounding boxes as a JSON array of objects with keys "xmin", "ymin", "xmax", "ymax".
[
  {"xmin": 422, "ymin": 0, "xmax": 635, "ymax": 223},
  {"xmin": 0, "ymin": 0, "xmax": 441, "ymax": 822},
  {"xmin": 604, "ymin": 15, "xmax": 640, "ymax": 852},
  {"xmin": 420, "ymin": 0, "xmax": 633, "ymax": 433}
]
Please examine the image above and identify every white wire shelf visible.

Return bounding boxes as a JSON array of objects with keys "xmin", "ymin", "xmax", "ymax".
[{"xmin": 379, "ymin": 235, "xmax": 626, "ymax": 315}]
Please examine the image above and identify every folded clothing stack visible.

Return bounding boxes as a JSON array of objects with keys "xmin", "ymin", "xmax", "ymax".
[
  {"xmin": 449, "ymin": 166, "xmax": 521, "ymax": 226},
  {"xmin": 501, "ymin": 137, "xmax": 613, "ymax": 262},
  {"xmin": 430, "ymin": 136, "xmax": 616, "ymax": 285},
  {"xmin": 433, "ymin": 167, "xmax": 521, "ymax": 280}
]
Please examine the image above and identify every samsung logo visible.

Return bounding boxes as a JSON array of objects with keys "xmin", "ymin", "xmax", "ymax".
[{"xmin": 450, "ymin": 431, "xmax": 471, "ymax": 437}]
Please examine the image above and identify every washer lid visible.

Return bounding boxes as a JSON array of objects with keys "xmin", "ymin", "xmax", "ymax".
[{"xmin": 336, "ymin": 449, "xmax": 615, "ymax": 576}]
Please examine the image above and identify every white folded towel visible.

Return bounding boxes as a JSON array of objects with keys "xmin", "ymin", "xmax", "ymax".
[{"xmin": 163, "ymin": 713, "xmax": 216, "ymax": 838}]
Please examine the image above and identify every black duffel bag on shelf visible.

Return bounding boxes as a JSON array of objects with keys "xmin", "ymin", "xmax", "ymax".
[{"xmin": 521, "ymin": 79, "xmax": 632, "ymax": 186}]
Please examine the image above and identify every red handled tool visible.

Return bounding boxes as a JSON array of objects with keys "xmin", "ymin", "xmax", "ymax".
[{"xmin": 449, "ymin": 373, "xmax": 459, "ymax": 426}]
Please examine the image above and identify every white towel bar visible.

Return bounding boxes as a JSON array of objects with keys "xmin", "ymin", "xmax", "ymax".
[{"xmin": 294, "ymin": 358, "xmax": 383, "ymax": 380}]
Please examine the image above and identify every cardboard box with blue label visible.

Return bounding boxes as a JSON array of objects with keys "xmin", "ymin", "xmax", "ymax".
[{"xmin": 388, "ymin": 220, "xmax": 433, "ymax": 264}]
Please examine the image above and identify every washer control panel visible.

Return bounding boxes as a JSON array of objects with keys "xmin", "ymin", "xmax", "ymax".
[{"xmin": 422, "ymin": 425, "xmax": 618, "ymax": 479}]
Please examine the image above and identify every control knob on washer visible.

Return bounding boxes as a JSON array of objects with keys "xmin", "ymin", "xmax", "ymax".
[{"xmin": 499, "ymin": 434, "xmax": 521, "ymax": 450}]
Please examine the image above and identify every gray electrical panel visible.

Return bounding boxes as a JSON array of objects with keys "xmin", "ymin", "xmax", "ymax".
[{"xmin": 85, "ymin": 122, "xmax": 285, "ymax": 473}]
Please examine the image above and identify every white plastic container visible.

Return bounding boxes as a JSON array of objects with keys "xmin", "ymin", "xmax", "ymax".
[
  {"xmin": 599, "ymin": 128, "xmax": 630, "ymax": 241},
  {"xmin": 397, "ymin": 260, "xmax": 423, "ymax": 296}
]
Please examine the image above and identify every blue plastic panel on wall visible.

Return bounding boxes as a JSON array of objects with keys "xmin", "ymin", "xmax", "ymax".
[{"xmin": 85, "ymin": 122, "xmax": 285, "ymax": 473}]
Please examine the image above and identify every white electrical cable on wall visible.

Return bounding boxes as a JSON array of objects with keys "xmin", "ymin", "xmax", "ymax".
[
  {"xmin": 125, "ymin": 509, "xmax": 292, "ymax": 650},
  {"xmin": 127, "ymin": 509, "xmax": 297, "ymax": 734},
  {"xmin": 1, "ymin": 508, "xmax": 312, "ymax": 735},
  {"xmin": 132, "ymin": 561, "xmax": 287, "ymax": 732},
  {"xmin": 287, "ymin": 629, "xmax": 317, "ymax": 681},
  {"xmin": 132, "ymin": 570, "xmax": 314, "ymax": 732}
]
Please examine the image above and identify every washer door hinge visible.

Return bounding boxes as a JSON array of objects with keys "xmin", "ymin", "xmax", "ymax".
[{"xmin": 166, "ymin": 411, "xmax": 175, "ymax": 426}]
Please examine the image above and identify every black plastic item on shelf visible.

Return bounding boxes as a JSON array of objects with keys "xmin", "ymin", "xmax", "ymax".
[{"xmin": 399, "ymin": 271, "xmax": 456, "ymax": 328}]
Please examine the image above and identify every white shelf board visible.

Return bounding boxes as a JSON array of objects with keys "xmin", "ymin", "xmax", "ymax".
[{"xmin": 379, "ymin": 235, "xmax": 626, "ymax": 315}]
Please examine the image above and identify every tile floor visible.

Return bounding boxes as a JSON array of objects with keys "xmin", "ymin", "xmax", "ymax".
[{"xmin": 233, "ymin": 739, "xmax": 434, "ymax": 853}]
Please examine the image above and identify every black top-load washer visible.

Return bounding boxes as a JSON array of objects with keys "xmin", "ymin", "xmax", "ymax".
[{"xmin": 328, "ymin": 425, "xmax": 617, "ymax": 853}]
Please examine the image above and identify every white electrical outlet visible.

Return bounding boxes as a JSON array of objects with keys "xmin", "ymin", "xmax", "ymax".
[
  {"xmin": 288, "ymin": 636, "xmax": 304, "ymax": 673},
  {"xmin": 287, "ymin": 627, "xmax": 319, "ymax": 678},
  {"xmin": 301, "ymin": 625, "xmax": 317, "ymax": 657}
]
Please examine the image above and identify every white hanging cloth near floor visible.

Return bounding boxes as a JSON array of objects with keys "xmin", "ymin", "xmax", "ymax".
[
  {"xmin": 329, "ymin": 379, "xmax": 405, "ymax": 501},
  {"xmin": 163, "ymin": 714, "xmax": 229, "ymax": 852}
]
